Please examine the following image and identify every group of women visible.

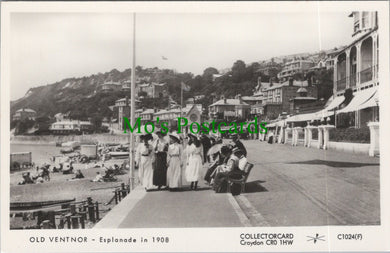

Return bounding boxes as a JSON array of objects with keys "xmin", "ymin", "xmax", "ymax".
[
  {"xmin": 135, "ymin": 130, "xmax": 247, "ymax": 192},
  {"xmin": 135, "ymin": 131, "xmax": 204, "ymax": 191}
]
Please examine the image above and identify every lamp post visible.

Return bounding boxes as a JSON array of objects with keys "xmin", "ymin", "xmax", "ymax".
[{"xmin": 129, "ymin": 13, "xmax": 136, "ymax": 190}]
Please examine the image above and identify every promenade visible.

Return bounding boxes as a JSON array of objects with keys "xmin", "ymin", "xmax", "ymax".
[{"xmin": 96, "ymin": 140, "xmax": 380, "ymax": 228}]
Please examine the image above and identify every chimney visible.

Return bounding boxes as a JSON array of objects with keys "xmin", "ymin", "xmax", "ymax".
[
  {"xmin": 289, "ymin": 78, "xmax": 294, "ymax": 86},
  {"xmin": 224, "ymin": 98, "xmax": 227, "ymax": 104},
  {"xmin": 269, "ymin": 77, "xmax": 273, "ymax": 87}
]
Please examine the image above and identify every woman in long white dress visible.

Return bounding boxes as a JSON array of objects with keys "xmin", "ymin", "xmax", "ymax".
[
  {"xmin": 167, "ymin": 133, "xmax": 183, "ymax": 191},
  {"xmin": 136, "ymin": 134, "xmax": 154, "ymax": 190},
  {"xmin": 185, "ymin": 134, "xmax": 203, "ymax": 190}
]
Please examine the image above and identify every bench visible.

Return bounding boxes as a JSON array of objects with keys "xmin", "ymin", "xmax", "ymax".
[{"xmin": 226, "ymin": 162, "xmax": 254, "ymax": 193}]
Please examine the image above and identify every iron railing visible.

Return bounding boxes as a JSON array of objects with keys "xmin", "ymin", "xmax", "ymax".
[{"xmin": 360, "ymin": 66, "xmax": 373, "ymax": 83}]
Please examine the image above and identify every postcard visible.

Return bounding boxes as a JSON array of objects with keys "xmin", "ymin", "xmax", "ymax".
[{"xmin": 1, "ymin": 1, "xmax": 389, "ymax": 252}]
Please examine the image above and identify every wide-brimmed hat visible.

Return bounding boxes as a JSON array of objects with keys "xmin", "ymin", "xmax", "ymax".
[
  {"xmin": 187, "ymin": 133, "xmax": 197, "ymax": 139},
  {"xmin": 141, "ymin": 133, "xmax": 153, "ymax": 140},
  {"xmin": 155, "ymin": 129, "xmax": 167, "ymax": 135},
  {"xmin": 232, "ymin": 147, "xmax": 243, "ymax": 156},
  {"xmin": 169, "ymin": 133, "xmax": 181, "ymax": 143}
]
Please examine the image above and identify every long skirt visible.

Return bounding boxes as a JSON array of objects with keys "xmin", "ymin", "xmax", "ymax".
[
  {"xmin": 167, "ymin": 157, "xmax": 181, "ymax": 188},
  {"xmin": 138, "ymin": 162, "xmax": 144, "ymax": 183},
  {"xmin": 153, "ymin": 152, "xmax": 167, "ymax": 187},
  {"xmin": 185, "ymin": 154, "xmax": 202, "ymax": 182},
  {"xmin": 141, "ymin": 156, "xmax": 154, "ymax": 189}
]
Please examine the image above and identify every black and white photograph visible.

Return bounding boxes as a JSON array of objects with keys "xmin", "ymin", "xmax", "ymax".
[{"xmin": 1, "ymin": 1, "xmax": 389, "ymax": 252}]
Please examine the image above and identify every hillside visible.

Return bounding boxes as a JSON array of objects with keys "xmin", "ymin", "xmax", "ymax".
[{"xmin": 11, "ymin": 49, "xmax": 334, "ymax": 123}]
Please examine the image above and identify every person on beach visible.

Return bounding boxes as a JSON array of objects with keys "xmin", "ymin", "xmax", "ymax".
[
  {"xmin": 185, "ymin": 133, "xmax": 204, "ymax": 190},
  {"xmin": 137, "ymin": 134, "xmax": 154, "ymax": 191},
  {"xmin": 153, "ymin": 130, "xmax": 169, "ymax": 190},
  {"xmin": 166, "ymin": 133, "xmax": 183, "ymax": 191},
  {"xmin": 91, "ymin": 172, "xmax": 104, "ymax": 182},
  {"xmin": 68, "ymin": 169, "xmax": 84, "ymax": 181}
]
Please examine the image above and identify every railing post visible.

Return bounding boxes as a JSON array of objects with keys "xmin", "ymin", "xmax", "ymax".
[
  {"xmin": 71, "ymin": 216, "xmax": 79, "ymax": 229},
  {"xmin": 66, "ymin": 215, "xmax": 71, "ymax": 229},
  {"xmin": 42, "ymin": 220, "xmax": 51, "ymax": 229},
  {"xmin": 80, "ymin": 215, "xmax": 85, "ymax": 229},
  {"xmin": 95, "ymin": 201, "xmax": 100, "ymax": 221}
]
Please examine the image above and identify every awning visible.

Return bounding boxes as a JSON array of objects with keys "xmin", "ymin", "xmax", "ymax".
[
  {"xmin": 267, "ymin": 122, "xmax": 276, "ymax": 128},
  {"xmin": 338, "ymin": 87, "xmax": 378, "ymax": 114},
  {"xmin": 286, "ymin": 112, "xmax": 322, "ymax": 122},
  {"xmin": 286, "ymin": 96, "xmax": 344, "ymax": 123},
  {"xmin": 357, "ymin": 89, "xmax": 379, "ymax": 110},
  {"xmin": 324, "ymin": 95, "xmax": 345, "ymax": 111}
]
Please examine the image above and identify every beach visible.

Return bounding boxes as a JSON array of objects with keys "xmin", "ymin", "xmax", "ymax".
[{"xmin": 10, "ymin": 142, "xmax": 131, "ymax": 229}]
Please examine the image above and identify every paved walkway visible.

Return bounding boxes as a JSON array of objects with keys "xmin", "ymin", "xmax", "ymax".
[
  {"xmin": 96, "ymin": 140, "xmax": 380, "ymax": 228},
  {"xmin": 243, "ymin": 140, "xmax": 380, "ymax": 226}
]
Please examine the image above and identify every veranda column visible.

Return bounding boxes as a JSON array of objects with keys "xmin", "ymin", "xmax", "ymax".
[
  {"xmin": 356, "ymin": 42, "xmax": 362, "ymax": 85},
  {"xmin": 317, "ymin": 127, "xmax": 323, "ymax": 149},
  {"xmin": 304, "ymin": 127, "xmax": 308, "ymax": 147},
  {"xmin": 278, "ymin": 127, "xmax": 284, "ymax": 144},
  {"xmin": 372, "ymin": 34, "xmax": 377, "ymax": 80},
  {"xmin": 333, "ymin": 57, "xmax": 338, "ymax": 94},
  {"xmin": 368, "ymin": 121, "xmax": 380, "ymax": 157},
  {"xmin": 294, "ymin": 127, "xmax": 303, "ymax": 146},
  {"xmin": 306, "ymin": 126, "xmax": 316, "ymax": 148},
  {"xmin": 291, "ymin": 128, "xmax": 296, "ymax": 146},
  {"xmin": 322, "ymin": 124, "xmax": 335, "ymax": 150},
  {"xmin": 285, "ymin": 127, "xmax": 291, "ymax": 145},
  {"xmin": 346, "ymin": 49, "xmax": 351, "ymax": 88}
]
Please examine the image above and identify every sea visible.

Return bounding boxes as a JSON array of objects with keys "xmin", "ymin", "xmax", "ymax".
[{"xmin": 11, "ymin": 143, "xmax": 63, "ymax": 165}]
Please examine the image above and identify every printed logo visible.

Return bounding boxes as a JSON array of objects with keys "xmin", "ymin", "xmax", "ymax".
[{"xmin": 307, "ymin": 234, "xmax": 325, "ymax": 244}]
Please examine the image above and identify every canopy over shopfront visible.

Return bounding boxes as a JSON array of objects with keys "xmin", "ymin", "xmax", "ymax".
[
  {"xmin": 286, "ymin": 95, "xmax": 345, "ymax": 123},
  {"xmin": 338, "ymin": 86, "xmax": 378, "ymax": 113}
]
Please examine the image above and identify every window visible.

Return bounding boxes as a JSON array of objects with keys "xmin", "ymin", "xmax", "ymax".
[
  {"xmin": 362, "ymin": 12, "xmax": 370, "ymax": 29},
  {"xmin": 354, "ymin": 12, "xmax": 360, "ymax": 33}
]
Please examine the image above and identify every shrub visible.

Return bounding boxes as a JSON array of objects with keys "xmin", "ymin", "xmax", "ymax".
[{"xmin": 329, "ymin": 126, "xmax": 370, "ymax": 143}]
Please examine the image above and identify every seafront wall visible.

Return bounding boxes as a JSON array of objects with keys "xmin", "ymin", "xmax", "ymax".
[{"xmin": 10, "ymin": 134, "xmax": 129, "ymax": 145}]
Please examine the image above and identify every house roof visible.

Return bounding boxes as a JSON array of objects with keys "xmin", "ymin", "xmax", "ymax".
[
  {"xmin": 242, "ymin": 96, "xmax": 263, "ymax": 101},
  {"xmin": 209, "ymin": 99, "xmax": 249, "ymax": 107},
  {"xmin": 140, "ymin": 109, "xmax": 155, "ymax": 114},
  {"xmin": 264, "ymin": 80, "xmax": 309, "ymax": 91},
  {"xmin": 16, "ymin": 108, "xmax": 36, "ymax": 113}
]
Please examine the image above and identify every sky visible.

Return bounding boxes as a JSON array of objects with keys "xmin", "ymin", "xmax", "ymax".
[{"xmin": 10, "ymin": 12, "xmax": 353, "ymax": 100}]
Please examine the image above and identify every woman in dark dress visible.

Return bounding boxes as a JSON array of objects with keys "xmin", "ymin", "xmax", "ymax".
[{"xmin": 153, "ymin": 130, "xmax": 169, "ymax": 190}]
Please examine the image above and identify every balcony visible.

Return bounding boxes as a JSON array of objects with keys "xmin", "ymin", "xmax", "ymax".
[
  {"xmin": 360, "ymin": 66, "xmax": 373, "ymax": 84},
  {"xmin": 350, "ymin": 74, "xmax": 357, "ymax": 87},
  {"xmin": 336, "ymin": 77, "xmax": 347, "ymax": 91}
]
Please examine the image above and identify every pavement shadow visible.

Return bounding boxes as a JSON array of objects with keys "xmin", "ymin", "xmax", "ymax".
[
  {"xmin": 288, "ymin": 159, "xmax": 380, "ymax": 168},
  {"xmin": 244, "ymin": 180, "xmax": 268, "ymax": 193}
]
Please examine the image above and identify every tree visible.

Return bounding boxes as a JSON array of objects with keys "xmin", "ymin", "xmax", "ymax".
[
  {"xmin": 90, "ymin": 115, "xmax": 103, "ymax": 131},
  {"xmin": 231, "ymin": 60, "xmax": 246, "ymax": 83},
  {"xmin": 202, "ymin": 67, "xmax": 219, "ymax": 83}
]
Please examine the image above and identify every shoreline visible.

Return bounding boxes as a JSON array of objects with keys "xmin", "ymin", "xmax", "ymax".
[{"xmin": 10, "ymin": 133, "xmax": 130, "ymax": 145}]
